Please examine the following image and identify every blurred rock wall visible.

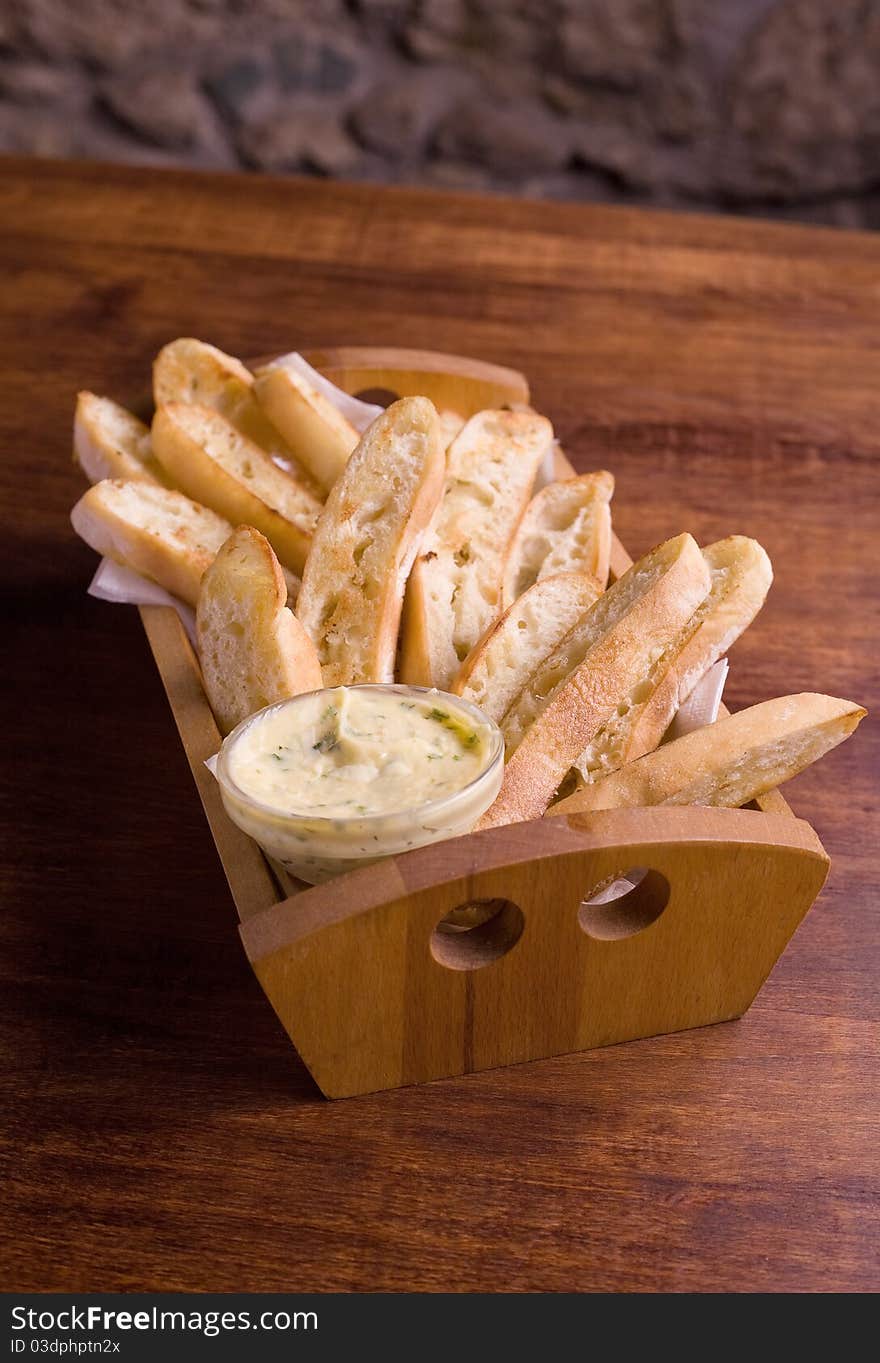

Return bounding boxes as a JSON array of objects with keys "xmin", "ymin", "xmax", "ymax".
[{"xmin": 2, "ymin": 0, "xmax": 879, "ymax": 228}]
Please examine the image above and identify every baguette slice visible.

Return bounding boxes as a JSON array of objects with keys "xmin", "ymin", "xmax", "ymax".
[
  {"xmin": 451, "ymin": 572, "xmax": 603, "ymax": 722},
  {"xmin": 550, "ymin": 694, "xmax": 866, "ymax": 815},
  {"xmin": 252, "ymin": 363, "xmax": 360, "ymax": 493},
  {"xmin": 154, "ymin": 336, "xmax": 254, "ymax": 408},
  {"xmin": 476, "ymin": 532, "xmax": 711, "ymax": 828},
  {"xmin": 74, "ymin": 392, "xmax": 168, "ymax": 486},
  {"xmin": 502, "ymin": 471, "xmax": 613, "ymax": 605},
  {"xmin": 572, "ymin": 535, "xmax": 773, "ymax": 786},
  {"xmin": 151, "ymin": 402, "xmax": 321, "ymax": 575},
  {"xmin": 196, "ymin": 526, "xmax": 322, "ymax": 735},
  {"xmin": 154, "ymin": 338, "xmax": 322, "ymax": 497},
  {"xmin": 400, "ymin": 409, "xmax": 554, "ymax": 690},
  {"xmin": 296, "ymin": 396, "xmax": 444, "ymax": 686},
  {"xmin": 71, "ymin": 479, "xmax": 233, "ymax": 607}
]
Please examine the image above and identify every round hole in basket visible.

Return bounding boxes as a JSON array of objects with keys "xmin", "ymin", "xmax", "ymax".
[
  {"xmin": 430, "ymin": 898, "xmax": 525, "ymax": 971},
  {"xmin": 354, "ymin": 386, "xmax": 400, "ymax": 406},
  {"xmin": 578, "ymin": 868, "xmax": 670, "ymax": 941}
]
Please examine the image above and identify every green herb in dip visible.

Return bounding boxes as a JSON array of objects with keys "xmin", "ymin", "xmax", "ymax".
[{"xmin": 226, "ymin": 686, "xmax": 491, "ymax": 818}]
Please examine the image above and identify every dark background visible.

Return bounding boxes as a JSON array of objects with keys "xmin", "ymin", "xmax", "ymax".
[{"xmin": 3, "ymin": 0, "xmax": 879, "ymax": 230}]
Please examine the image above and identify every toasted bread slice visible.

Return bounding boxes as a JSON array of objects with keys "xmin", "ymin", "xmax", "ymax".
[
  {"xmin": 296, "ymin": 396, "xmax": 444, "ymax": 686},
  {"xmin": 151, "ymin": 402, "xmax": 321, "ymax": 575},
  {"xmin": 400, "ymin": 409, "xmax": 554, "ymax": 690},
  {"xmin": 572, "ymin": 535, "xmax": 773, "ymax": 786},
  {"xmin": 71, "ymin": 479, "xmax": 233, "ymax": 607},
  {"xmin": 502, "ymin": 471, "xmax": 613, "ymax": 606},
  {"xmin": 154, "ymin": 336, "xmax": 254, "ymax": 408},
  {"xmin": 451, "ymin": 572, "xmax": 603, "ymax": 722},
  {"xmin": 252, "ymin": 363, "xmax": 360, "ymax": 493},
  {"xmin": 196, "ymin": 526, "xmax": 323, "ymax": 735},
  {"xmin": 475, "ymin": 533, "xmax": 711, "ymax": 828},
  {"xmin": 74, "ymin": 392, "xmax": 168, "ymax": 486},
  {"xmin": 153, "ymin": 338, "xmax": 323, "ymax": 497},
  {"xmin": 550, "ymin": 694, "xmax": 866, "ymax": 814}
]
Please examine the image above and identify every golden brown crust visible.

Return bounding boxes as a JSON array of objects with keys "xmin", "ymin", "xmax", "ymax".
[
  {"xmin": 400, "ymin": 408, "xmax": 554, "ymax": 690},
  {"xmin": 252, "ymin": 364, "xmax": 359, "ymax": 493},
  {"xmin": 153, "ymin": 337, "xmax": 254, "ymax": 407},
  {"xmin": 619, "ymin": 536, "xmax": 772, "ymax": 768},
  {"xmin": 572, "ymin": 535, "xmax": 774, "ymax": 787},
  {"xmin": 476, "ymin": 533, "xmax": 712, "ymax": 827},
  {"xmin": 153, "ymin": 338, "xmax": 324, "ymax": 498},
  {"xmin": 151, "ymin": 401, "xmax": 321, "ymax": 575},
  {"xmin": 501, "ymin": 471, "xmax": 614, "ymax": 606},
  {"xmin": 550, "ymin": 693, "xmax": 866, "ymax": 814},
  {"xmin": 196, "ymin": 526, "xmax": 322, "ymax": 735},
  {"xmin": 451, "ymin": 571, "xmax": 603, "ymax": 722},
  {"xmin": 296, "ymin": 396, "xmax": 444, "ymax": 686},
  {"xmin": 74, "ymin": 392, "xmax": 166, "ymax": 486},
  {"xmin": 70, "ymin": 479, "xmax": 233, "ymax": 607}
]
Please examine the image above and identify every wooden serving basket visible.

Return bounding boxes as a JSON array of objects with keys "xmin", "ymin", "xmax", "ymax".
[{"xmin": 138, "ymin": 348, "xmax": 830, "ymax": 1099}]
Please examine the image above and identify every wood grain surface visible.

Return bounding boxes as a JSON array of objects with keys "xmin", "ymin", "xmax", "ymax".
[
  {"xmin": 244, "ymin": 810, "xmax": 829, "ymax": 1098},
  {"xmin": 1, "ymin": 157, "xmax": 877, "ymax": 1293}
]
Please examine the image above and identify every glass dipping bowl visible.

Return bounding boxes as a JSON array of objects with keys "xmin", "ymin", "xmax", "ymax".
[{"xmin": 215, "ymin": 684, "xmax": 504, "ymax": 884}]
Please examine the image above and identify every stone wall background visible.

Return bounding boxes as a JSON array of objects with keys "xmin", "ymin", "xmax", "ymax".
[{"xmin": 2, "ymin": 0, "xmax": 880, "ymax": 229}]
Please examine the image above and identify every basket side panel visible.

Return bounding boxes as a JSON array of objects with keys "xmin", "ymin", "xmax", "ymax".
[
  {"xmin": 248, "ymin": 816, "xmax": 828, "ymax": 1097},
  {"xmin": 300, "ymin": 346, "xmax": 530, "ymax": 415}
]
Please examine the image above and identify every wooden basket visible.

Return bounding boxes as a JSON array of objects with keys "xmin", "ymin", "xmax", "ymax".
[{"xmin": 138, "ymin": 348, "xmax": 830, "ymax": 1099}]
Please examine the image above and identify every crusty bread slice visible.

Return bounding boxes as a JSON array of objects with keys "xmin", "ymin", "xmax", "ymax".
[
  {"xmin": 475, "ymin": 533, "xmax": 711, "ymax": 828},
  {"xmin": 70, "ymin": 479, "xmax": 233, "ymax": 607},
  {"xmin": 572, "ymin": 535, "xmax": 773, "ymax": 786},
  {"xmin": 437, "ymin": 408, "xmax": 466, "ymax": 449},
  {"xmin": 151, "ymin": 402, "xmax": 321, "ymax": 575},
  {"xmin": 550, "ymin": 694, "xmax": 866, "ymax": 815},
  {"xmin": 296, "ymin": 396, "xmax": 444, "ymax": 686},
  {"xmin": 74, "ymin": 392, "xmax": 168, "ymax": 486},
  {"xmin": 153, "ymin": 338, "xmax": 323, "ymax": 497},
  {"xmin": 252, "ymin": 363, "xmax": 360, "ymax": 493},
  {"xmin": 154, "ymin": 336, "xmax": 254, "ymax": 408},
  {"xmin": 501, "ymin": 471, "xmax": 613, "ymax": 606},
  {"xmin": 451, "ymin": 572, "xmax": 603, "ymax": 722},
  {"xmin": 196, "ymin": 526, "xmax": 322, "ymax": 735},
  {"xmin": 400, "ymin": 409, "xmax": 554, "ymax": 690}
]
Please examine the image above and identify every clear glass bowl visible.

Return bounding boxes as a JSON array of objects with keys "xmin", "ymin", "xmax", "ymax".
[{"xmin": 215, "ymin": 684, "xmax": 504, "ymax": 884}]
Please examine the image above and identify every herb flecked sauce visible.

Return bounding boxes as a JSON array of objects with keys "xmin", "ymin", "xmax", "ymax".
[{"xmin": 227, "ymin": 687, "xmax": 490, "ymax": 818}]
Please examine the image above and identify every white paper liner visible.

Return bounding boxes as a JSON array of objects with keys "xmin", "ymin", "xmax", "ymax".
[
  {"xmin": 666, "ymin": 658, "xmax": 728, "ymax": 741},
  {"xmin": 584, "ymin": 872, "xmax": 646, "ymax": 905},
  {"xmin": 259, "ymin": 351, "xmax": 384, "ymax": 433},
  {"xmin": 88, "ymin": 558, "xmax": 197, "ymax": 645}
]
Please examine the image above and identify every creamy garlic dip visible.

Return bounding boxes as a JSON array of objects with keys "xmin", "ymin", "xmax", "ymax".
[
  {"xmin": 216, "ymin": 685, "xmax": 503, "ymax": 884},
  {"xmin": 227, "ymin": 686, "xmax": 490, "ymax": 816}
]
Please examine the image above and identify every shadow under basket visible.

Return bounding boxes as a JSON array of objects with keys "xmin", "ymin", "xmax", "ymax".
[{"xmin": 139, "ymin": 347, "xmax": 830, "ymax": 1099}]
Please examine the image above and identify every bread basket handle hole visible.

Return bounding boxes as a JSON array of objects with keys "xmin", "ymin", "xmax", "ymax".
[
  {"xmin": 430, "ymin": 898, "xmax": 524, "ymax": 972},
  {"xmin": 578, "ymin": 868, "xmax": 670, "ymax": 941},
  {"xmin": 354, "ymin": 386, "xmax": 400, "ymax": 406}
]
